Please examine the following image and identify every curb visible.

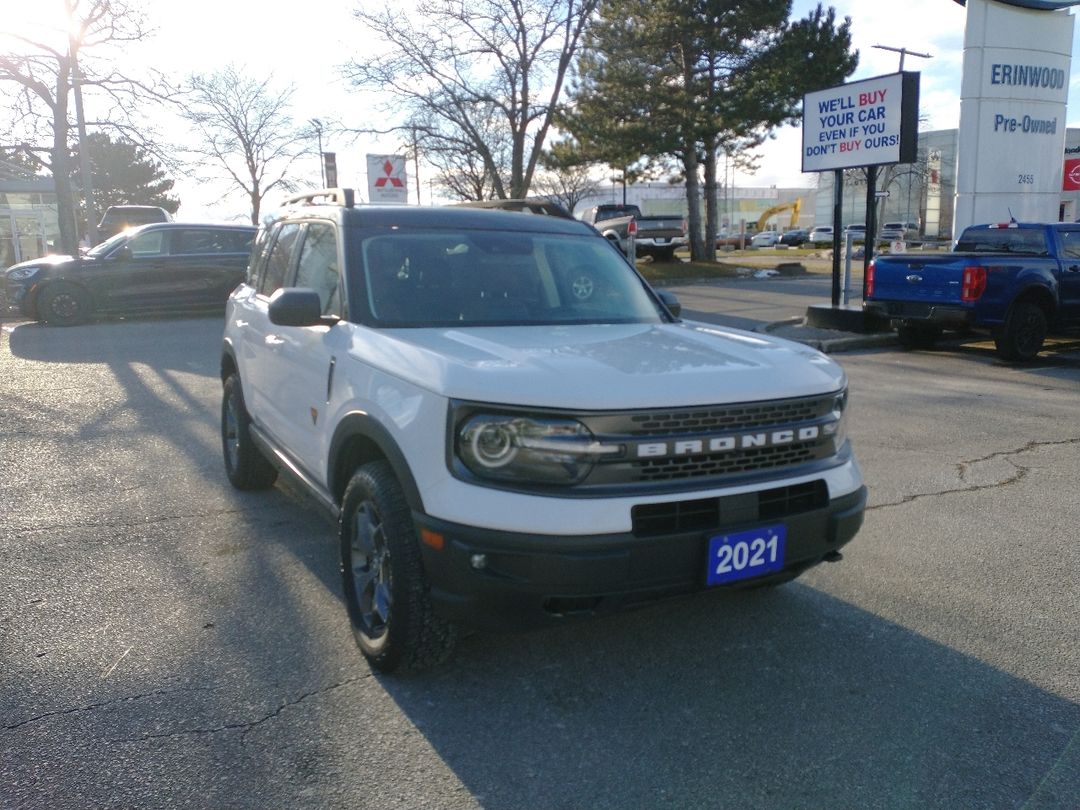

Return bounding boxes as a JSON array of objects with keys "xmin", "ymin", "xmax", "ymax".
[{"xmin": 756, "ymin": 317, "xmax": 898, "ymax": 354}]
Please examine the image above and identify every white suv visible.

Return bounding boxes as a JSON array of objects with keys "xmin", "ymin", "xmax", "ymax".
[{"xmin": 220, "ymin": 189, "xmax": 867, "ymax": 673}]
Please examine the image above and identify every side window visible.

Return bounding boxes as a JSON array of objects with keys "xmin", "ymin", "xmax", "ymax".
[
  {"xmin": 126, "ymin": 230, "xmax": 167, "ymax": 257},
  {"xmin": 257, "ymin": 223, "xmax": 301, "ymax": 297},
  {"xmin": 173, "ymin": 229, "xmax": 220, "ymax": 255},
  {"xmin": 1059, "ymin": 230, "xmax": 1080, "ymax": 259},
  {"xmin": 223, "ymin": 230, "xmax": 255, "ymax": 254},
  {"xmin": 294, "ymin": 223, "xmax": 341, "ymax": 316}
]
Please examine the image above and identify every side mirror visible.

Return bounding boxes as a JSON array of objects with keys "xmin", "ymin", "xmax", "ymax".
[
  {"xmin": 268, "ymin": 287, "xmax": 334, "ymax": 327},
  {"xmin": 656, "ymin": 289, "xmax": 682, "ymax": 318},
  {"xmin": 112, "ymin": 245, "xmax": 133, "ymax": 262}
]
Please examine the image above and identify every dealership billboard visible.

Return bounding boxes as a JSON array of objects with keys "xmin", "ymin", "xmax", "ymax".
[{"xmin": 801, "ymin": 72, "xmax": 920, "ymax": 173}]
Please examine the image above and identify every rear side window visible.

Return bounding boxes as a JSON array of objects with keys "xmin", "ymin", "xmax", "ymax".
[
  {"xmin": 1058, "ymin": 229, "xmax": 1080, "ymax": 259},
  {"xmin": 257, "ymin": 223, "xmax": 301, "ymax": 297}
]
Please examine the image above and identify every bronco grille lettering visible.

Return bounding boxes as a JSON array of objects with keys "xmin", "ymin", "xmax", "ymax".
[{"xmin": 634, "ymin": 425, "xmax": 823, "ymax": 459}]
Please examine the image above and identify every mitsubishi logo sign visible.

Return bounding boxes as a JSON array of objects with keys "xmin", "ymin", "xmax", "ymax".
[{"xmin": 366, "ymin": 154, "xmax": 408, "ymax": 204}]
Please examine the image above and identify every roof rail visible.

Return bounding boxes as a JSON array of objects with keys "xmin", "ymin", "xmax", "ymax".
[{"xmin": 281, "ymin": 188, "xmax": 356, "ymax": 209}]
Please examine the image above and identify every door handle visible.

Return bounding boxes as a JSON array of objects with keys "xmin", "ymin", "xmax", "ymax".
[{"xmin": 264, "ymin": 335, "xmax": 285, "ymax": 347}]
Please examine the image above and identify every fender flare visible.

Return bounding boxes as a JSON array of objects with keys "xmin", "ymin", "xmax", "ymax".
[{"xmin": 328, "ymin": 412, "xmax": 424, "ymax": 512}]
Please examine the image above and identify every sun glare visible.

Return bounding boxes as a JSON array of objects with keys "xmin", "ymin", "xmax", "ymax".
[{"xmin": 0, "ymin": 3, "xmax": 76, "ymax": 47}]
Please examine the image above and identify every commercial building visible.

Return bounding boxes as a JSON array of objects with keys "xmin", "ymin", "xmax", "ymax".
[{"xmin": 1, "ymin": 179, "xmax": 59, "ymax": 270}]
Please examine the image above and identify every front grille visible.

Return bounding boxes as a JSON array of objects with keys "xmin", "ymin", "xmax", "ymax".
[
  {"xmin": 627, "ymin": 397, "xmax": 830, "ymax": 435},
  {"xmin": 632, "ymin": 480, "xmax": 827, "ymax": 537},
  {"xmin": 579, "ymin": 393, "xmax": 840, "ymax": 488},
  {"xmin": 635, "ymin": 442, "xmax": 818, "ymax": 482}
]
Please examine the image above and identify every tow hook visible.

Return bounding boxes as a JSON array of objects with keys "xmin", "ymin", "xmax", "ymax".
[{"xmin": 823, "ymin": 550, "xmax": 844, "ymax": 563}]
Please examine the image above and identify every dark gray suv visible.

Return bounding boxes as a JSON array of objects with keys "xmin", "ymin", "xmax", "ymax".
[{"xmin": 2, "ymin": 222, "xmax": 256, "ymax": 325}]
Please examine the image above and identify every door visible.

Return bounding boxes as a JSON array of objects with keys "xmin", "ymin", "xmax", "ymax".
[
  {"xmin": 1054, "ymin": 227, "xmax": 1080, "ymax": 321},
  {"xmin": 240, "ymin": 222, "xmax": 302, "ymax": 447},
  {"xmin": 0, "ymin": 211, "xmax": 48, "ymax": 268},
  {"xmin": 87, "ymin": 228, "xmax": 172, "ymax": 312},
  {"xmin": 266, "ymin": 221, "xmax": 346, "ymax": 482}
]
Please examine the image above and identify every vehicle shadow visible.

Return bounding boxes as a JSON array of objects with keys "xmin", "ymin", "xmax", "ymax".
[
  {"xmin": 377, "ymin": 582, "xmax": 1079, "ymax": 810},
  {"xmin": 911, "ymin": 333, "xmax": 1080, "ymax": 375},
  {"xmin": 4, "ymin": 314, "xmax": 225, "ymax": 373}
]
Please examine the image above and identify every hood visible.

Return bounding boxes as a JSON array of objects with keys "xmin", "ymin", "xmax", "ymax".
[
  {"xmin": 4, "ymin": 254, "xmax": 82, "ymax": 274},
  {"xmin": 350, "ymin": 321, "xmax": 845, "ymax": 410}
]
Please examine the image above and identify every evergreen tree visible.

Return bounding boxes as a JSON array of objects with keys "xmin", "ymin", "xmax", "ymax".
[
  {"xmin": 72, "ymin": 133, "xmax": 180, "ymax": 229},
  {"xmin": 563, "ymin": 1, "xmax": 857, "ymax": 259}
]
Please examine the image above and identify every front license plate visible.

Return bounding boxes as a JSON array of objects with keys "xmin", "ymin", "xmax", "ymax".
[{"xmin": 707, "ymin": 524, "xmax": 786, "ymax": 586}]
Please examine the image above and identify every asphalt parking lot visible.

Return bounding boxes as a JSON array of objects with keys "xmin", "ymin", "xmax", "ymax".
[{"xmin": 1, "ymin": 282, "xmax": 1078, "ymax": 809}]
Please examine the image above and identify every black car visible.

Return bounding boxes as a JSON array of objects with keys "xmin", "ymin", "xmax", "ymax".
[
  {"xmin": 2, "ymin": 223, "xmax": 256, "ymax": 325},
  {"xmin": 779, "ymin": 228, "xmax": 809, "ymax": 246}
]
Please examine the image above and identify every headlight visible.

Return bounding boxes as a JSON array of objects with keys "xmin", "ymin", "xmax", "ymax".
[
  {"xmin": 820, "ymin": 388, "xmax": 849, "ymax": 452},
  {"xmin": 6, "ymin": 266, "xmax": 41, "ymax": 281},
  {"xmin": 456, "ymin": 412, "xmax": 619, "ymax": 486}
]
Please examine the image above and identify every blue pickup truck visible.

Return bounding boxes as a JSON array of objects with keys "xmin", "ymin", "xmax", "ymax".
[{"xmin": 864, "ymin": 222, "xmax": 1080, "ymax": 360}]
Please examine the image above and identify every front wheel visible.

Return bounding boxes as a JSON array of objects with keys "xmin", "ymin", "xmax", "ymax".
[
  {"xmin": 38, "ymin": 282, "xmax": 92, "ymax": 326},
  {"xmin": 340, "ymin": 461, "xmax": 456, "ymax": 674},
  {"xmin": 994, "ymin": 302, "xmax": 1047, "ymax": 361}
]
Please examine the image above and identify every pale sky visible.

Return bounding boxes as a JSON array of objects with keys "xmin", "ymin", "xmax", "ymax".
[{"xmin": 6, "ymin": 0, "xmax": 1080, "ymax": 218}]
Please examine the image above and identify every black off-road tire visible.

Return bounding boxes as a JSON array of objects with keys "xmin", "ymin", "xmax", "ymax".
[
  {"xmin": 221, "ymin": 375, "xmax": 278, "ymax": 490},
  {"xmin": 896, "ymin": 324, "xmax": 942, "ymax": 350},
  {"xmin": 37, "ymin": 282, "xmax": 92, "ymax": 326},
  {"xmin": 340, "ymin": 461, "xmax": 456, "ymax": 674},
  {"xmin": 994, "ymin": 302, "xmax": 1047, "ymax": 362}
]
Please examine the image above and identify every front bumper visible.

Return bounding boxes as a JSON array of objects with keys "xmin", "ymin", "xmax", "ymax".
[
  {"xmin": 1, "ymin": 280, "xmax": 35, "ymax": 316},
  {"xmin": 416, "ymin": 484, "xmax": 867, "ymax": 631}
]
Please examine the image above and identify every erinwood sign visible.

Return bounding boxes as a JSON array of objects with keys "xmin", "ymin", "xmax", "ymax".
[
  {"xmin": 953, "ymin": 0, "xmax": 1078, "ymax": 232},
  {"xmin": 801, "ymin": 72, "xmax": 920, "ymax": 173}
]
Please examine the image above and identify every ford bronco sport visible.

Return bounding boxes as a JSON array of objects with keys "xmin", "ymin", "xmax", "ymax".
[{"xmin": 220, "ymin": 188, "xmax": 866, "ymax": 673}]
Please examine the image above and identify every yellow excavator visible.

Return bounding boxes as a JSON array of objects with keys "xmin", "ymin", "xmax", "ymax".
[{"xmin": 756, "ymin": 198, "xmax": 801, "ymax": 233}]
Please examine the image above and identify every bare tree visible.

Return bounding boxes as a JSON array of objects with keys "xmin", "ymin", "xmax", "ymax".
[
  {"xmin": 0, "ymin": 0, "xmax": 153, "ymax": 253},
  {"xmin": 343, "ymin": 0, "xmax": 598, "ymax": 200},
  {"xmin": 182, "ymin": 66, "xmax": 312, "ymax": 225},
  {"xmin": 408, "ymin": 104, "xmax": 514, "ymax": 201},
  {"xmin": 533, "ymin": 147, "xmax": 601, "ymax": 214}
]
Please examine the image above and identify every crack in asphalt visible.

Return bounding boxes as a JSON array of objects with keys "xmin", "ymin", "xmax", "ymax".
[
  {"xmin": 105, "ymin": 675, "xmax": 372, "ymax": 745},
  {"xmin": 3, "ymin": 686, "xmax": 212, "ymax": 731},
  {"xmin": 867, "ymin": 436, "xmax": 1079, "ymax": 512}
]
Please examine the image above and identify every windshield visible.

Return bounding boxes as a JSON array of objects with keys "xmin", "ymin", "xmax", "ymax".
[
  {"xmin": 356, "ymin": 230, "xmax": 667, "ymax": 327},
  {"xmin": 85, "ymin": 231, "xmax": 132, "ymax": 257}
]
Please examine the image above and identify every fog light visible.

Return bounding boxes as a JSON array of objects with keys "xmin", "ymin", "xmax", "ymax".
[{"xmin": 470, "ymin": 553, "xmax": 487, "ymax": 570}]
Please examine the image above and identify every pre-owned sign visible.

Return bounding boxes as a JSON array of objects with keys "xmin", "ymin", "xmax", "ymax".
[{"xmin": 801, "ymin": 72, "xmax": 920, "ymax": 173}]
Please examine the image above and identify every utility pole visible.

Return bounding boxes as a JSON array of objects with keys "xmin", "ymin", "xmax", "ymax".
[
  {"xmin": 864, "ymin": 45, "xmax": 932, "ymax": 280},
  {"xmin": 71, "ymin": 50, "xmax": 98, "ymax": 246},
  {"xmin": 311, "ymin": 119, "xmax": 325, "ymax": 188}
]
